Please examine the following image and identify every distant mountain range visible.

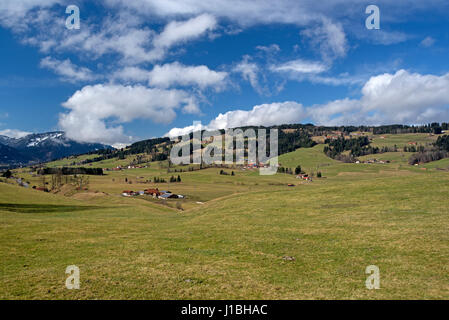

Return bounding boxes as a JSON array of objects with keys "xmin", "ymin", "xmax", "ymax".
[{"xmin": 0, "ymin": 131, "xmax": 111, "ymax": 168}]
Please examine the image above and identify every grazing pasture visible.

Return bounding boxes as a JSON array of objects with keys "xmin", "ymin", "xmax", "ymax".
[{"xmin": 1, "ymin": 134, "xmax": 449, "ymax": 299}]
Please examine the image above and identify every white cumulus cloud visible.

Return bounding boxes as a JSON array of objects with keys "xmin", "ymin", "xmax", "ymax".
[
  {"xmin": 59, "ymin": 84, "xmax": 199, "ymax": 145},
  {"xmin": 40, "ymin": 56, "xmax": 96, "ymax": 82},
  {"xmin": 112, "ymin": 62, "xmax": 228, "ymax": 90},
  {"xmin": 148, "ymin": 62, "xmax": 227, "ymax": 89},
  {"xmin": 166, "ymin": 101, "xmax": 306, "ymax": 137},
  {"xmin": 149, "ymin": 14, "xmax": 217, "ymax": 61},
  {"xmin": 310, "ymin": 70, "xmax": 449, "ymax": 125}
]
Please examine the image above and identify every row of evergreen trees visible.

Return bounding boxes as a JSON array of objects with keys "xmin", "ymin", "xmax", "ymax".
[
  {"xmin": 219, "ymin": 170, "xmax": 235, "ymax": 176},
  {"xmin": 37, "ymin": 167, "xmax": 103, "ymax": 175},
  {"xmin": 436, "ymin": 135, "xmax": 449, "ymax": 151},
  {"xmin": 169, "ymin": 175, "xmax": 182, "ymax": 182},
  {"xmin": 152, "ymin": 175, "xmax": 182, "ymax": 183}
]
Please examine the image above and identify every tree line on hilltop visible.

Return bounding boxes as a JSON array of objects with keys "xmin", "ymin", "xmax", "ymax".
[{"xmin": 67, "ymin": 123, "xmax": 449, "ymax": 166}]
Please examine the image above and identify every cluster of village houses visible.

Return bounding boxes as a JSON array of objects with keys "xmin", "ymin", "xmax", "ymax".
[
  {"xmin": 242, "ymin": 162, "xmax": 270, "ymax": 169},
  {"xmin": 355, "ymin": 159, "xmax": 391, "ymax": 164},
  {"xmin": 122, "ymin": 188, "xmax": 184, "ymax": 199},
  {"xmin": 104, "ymin": 165, "xmax": 148, "ymax": 172}
]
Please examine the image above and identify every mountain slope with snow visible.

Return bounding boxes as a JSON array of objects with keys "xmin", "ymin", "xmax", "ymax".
[{"xmin": 0, "ymin": 131, "xmax": 112, "ymax": 167}]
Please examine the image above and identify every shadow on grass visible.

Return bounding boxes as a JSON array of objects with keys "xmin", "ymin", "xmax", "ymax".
[{"xmin": 0, "ymin": 203, "xmax": 103, "ymax": 213}]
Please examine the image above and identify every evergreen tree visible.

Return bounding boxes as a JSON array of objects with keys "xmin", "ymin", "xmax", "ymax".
[{"xmin": 2, "ymin": 170, "xmax": 12, "ymax": 178}]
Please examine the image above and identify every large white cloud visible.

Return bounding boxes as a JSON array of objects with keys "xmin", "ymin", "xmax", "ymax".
[
  {"xmin": 166, "ymin": 101, "xmax": 306, "ymax": 137},
  {"xmin": 112, "ymin": 62, "xmax": 228, "ymax": 90},
  {"xmin": 358, "ymin": 70, "xmax": 449, "ymax": 123},
  {"xmin": 208, "ymin": 102, "xmax": 306, "ymax": 129},
  {"xmin": 148, "ymin": 62, "xmax": 227, "ymax": 89},
  {"xmin": 59, "ymin": 84, "xmax": 199, "ymax": 144},
  {"xmin": 311, "ymin": 70, "xmax": 449, "ymax": 125},
  {"xmin": 307, "ymin": 98, "xmax": 362, "ymax": 126}
]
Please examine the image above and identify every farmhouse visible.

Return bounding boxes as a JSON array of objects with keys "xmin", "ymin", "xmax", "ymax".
[
  {"xmin": 145, "ymin": 188, "xmax": 161, "ymax": 197},
  {"xmin": 296, "ymin": 174, "xmax": 310, "ymax": 181},
  {"xmin": 122, "ymin": 190, "xmax": 134, "ymax": 197}
]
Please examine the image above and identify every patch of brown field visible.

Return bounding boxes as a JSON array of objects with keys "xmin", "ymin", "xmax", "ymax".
[
  {"xmin": 281, "ymin": 128, "xmax": 298, "ymax": 134},
  {"xmin": 312, "ymin": 136, "xmax": 325, "ymax": 143},
  {"xmin": 52, "ymin": 184, "xmax": 77, "ymax": 196},
  {"xmin": 71, "ymin": 191, "xmax": 109, "ymax": 200},
  {"xmin": 337, "ymin": 171, "xmax": 378, "ymax": 176}
]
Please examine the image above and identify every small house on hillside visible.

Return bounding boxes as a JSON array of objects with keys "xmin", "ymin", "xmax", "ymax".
[
  {"xmin": 296, "ymin": 174, "xmax": 311, "ymax": 181},
  {"xmin": 122, "ymin": 190, "xmax": 134, "ymax": 197},
  {"xmin": 145, "ymin": 188, "xmax": 161, "ymax": 197}
]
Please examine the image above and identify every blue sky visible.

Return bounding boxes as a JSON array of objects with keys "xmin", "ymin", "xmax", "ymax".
[{"xmin": 0, "ymin": 0, "xmax": 449, "ymax": 147}]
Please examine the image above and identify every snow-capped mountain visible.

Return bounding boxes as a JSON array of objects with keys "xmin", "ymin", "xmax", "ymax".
[
  {"xmin": 0, "ymin": 131, "xmax": 112, "ymax": 167},
  {"xmin": 0, "ymin": 135, "xmax": 15, "ymax": 146},
  {"xmin": 23, "ymin": 132, "xmax": 68, "ymax": 148}
]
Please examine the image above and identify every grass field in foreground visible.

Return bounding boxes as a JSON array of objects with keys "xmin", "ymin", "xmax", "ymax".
[{"xmin": 1, "ymin": 138, "xmax": 449, "ymax": 299}]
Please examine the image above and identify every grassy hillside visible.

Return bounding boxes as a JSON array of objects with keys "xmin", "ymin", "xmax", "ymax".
[
  {"xmin": 278, "ymin": 144, "xmax": 338, "ymax": 172},
  {"xmin": 1, "ymin": 133, "xmax": 449, "ymax": 299},
  {"xmin": 45, "ymin": 154, "xmax": 101, "ymax": 168},
  {"xmin": 370, "ymin": 133, "xmax": 437, "ymax": 148}
]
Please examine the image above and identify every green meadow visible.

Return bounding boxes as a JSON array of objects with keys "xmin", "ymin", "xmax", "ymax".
[{"xmin": 1, "ymin": 135, "xmax": 449, "ymax": 299}]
